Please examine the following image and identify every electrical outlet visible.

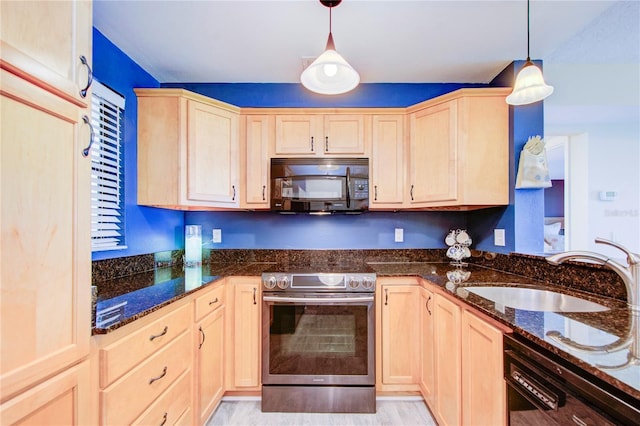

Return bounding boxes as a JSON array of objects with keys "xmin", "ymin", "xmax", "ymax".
[
  {"xmin": 394, "ymin": 228, "xmax": 404, "ymax": 243},
  {"xmin": 212, "ymin": 229, "xmax": 222, "ymax": 243},
  {"xmin": 494, "ymin": 229, "xmax": 506, "ymax": 246}
]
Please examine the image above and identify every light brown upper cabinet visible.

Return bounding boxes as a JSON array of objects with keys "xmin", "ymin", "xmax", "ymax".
[
  {"xmin": 406, "ymin": 88, "xmax": 510, "ymax": 210},
  {"xmin": 370, "ymin": 114, "xmax": 405, "ymax": 209},
  {"xmin": 240, "ymin": 115, "xmax": 273, "ymax": 209},
  {"xmin": 135, "ymin": 89, "xmax": 240, "ymax": 210},
  {"xmin": 273, "ymin": 113, "xmax": 369, "ymax": 156}
]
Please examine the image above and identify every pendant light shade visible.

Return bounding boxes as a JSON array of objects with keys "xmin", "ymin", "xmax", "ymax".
[
  {"xmin": 301, "ymin": 0, "xmax": 360, "ymax": 95},
  {"xmin": 506, "ymin": 0, "xmax": 553, "ymax": 105}
]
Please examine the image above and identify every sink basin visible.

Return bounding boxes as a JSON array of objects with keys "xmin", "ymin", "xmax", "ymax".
[{"xmin": 462, "ymin": 286, "xmax": 610, "ymax": 312}]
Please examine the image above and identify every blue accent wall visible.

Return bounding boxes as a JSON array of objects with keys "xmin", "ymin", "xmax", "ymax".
[
  {"xmin": 92, "ymin": 29, "xmax": 184, "ymax": 261},
  {"xmin": 93, "ymin": 28, "xmax": 544, "ymax": 257}
]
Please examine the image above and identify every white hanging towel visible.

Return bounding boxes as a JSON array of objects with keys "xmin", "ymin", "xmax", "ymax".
[{"xmin": 515, "ymin": 135, "xmax": 552, "ymax": 189}]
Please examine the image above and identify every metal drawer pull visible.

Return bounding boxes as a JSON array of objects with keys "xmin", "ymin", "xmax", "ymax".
[
  {"xmin": 79, "ymin": 55, "xmax": 93, "ymax": 98},
  {"xmin": 149, "ymin": 326, "xmax": 168, "ymax": 341},
  {"xmin": 325, "ymin": 136, "xmax": 329, "ymax": 151},
  {"xmin": 410, "ymin": 185, "xmax": 414, "ymax": 201},
  {"xmin": 374, "ymin": 185, "xmax": 378, "ymax": 201},
  {"xmin": 253, "ymin": 287, "xmax": 257, "ymax": 305},
  {"xmin": 384, "ymin": 288, "xmax": 389, "ymax": 306},
  {"xmin": 208, "ymin": 297, "xmax": 219, "ymax": 306},
  {"xmin": 149, "ymin": 366, "xmax": 167, "ymax": 385},
  {"xmin": 262, "ymin": 185, "xmax": 266, "ymax": 201},
  {"xmin": 232, "ymin": 185, "xmax": 236, "ymax": 201},
  {"xmin": 81, "ymin": 115, "xmax": 94, "ymax": 157},
  {"xmin": 426, "ymin": 295, "xmax": 432, "ymax": 315},
  {"xmin": 310, "ymin": 136, "xmax": 314, "ymax": 151},
  {"xmin": 160, "ymin": 412, "xmax": 167, "ymax": 426},
  {"xmin": 199, "ymin": 325, "xmax": 205, "ymax": 349}
]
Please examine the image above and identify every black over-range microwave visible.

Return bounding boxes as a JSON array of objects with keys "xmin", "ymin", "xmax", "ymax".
[{"xmin": 270, "ymin": 158, "xmax": 369, "ymax": 213}]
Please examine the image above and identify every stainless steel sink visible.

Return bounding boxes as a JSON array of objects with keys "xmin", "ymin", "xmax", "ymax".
[{"xmin": 462, "ymin": 286, "xmax": 610, "ymax": 312}]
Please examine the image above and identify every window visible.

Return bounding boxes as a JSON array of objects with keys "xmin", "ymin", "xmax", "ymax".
[{"xmin": 90, "ymin": 81, "xmax": 126, "ymax": 252}]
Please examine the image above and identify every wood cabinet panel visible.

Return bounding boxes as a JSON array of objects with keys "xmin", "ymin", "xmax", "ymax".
[
  {"xmin": 419, "ymin": 286, "xmax": 436, "ymax": 406},
  {"xmin": 461, "ymin": 310, "xmax": 507, "ymax": 426},
  {"xmin": 0, "ymin": 361, "xmax": 90, "ymax": 426},
  {"xmin": 323, "ymin": 114, "xmax": 367, "ymax": 154},
  {"xmin": 194, "ymin": 282, "xmax": 225, "ymax": 322},
  {"xmin": 132, "ymin": 369, "xmax": 191, "ymax": 426},
  {"xmin": 99, "ymin": 303, "xmax": 191, "ymax": 388},
  {"xmin": 100, "ymin": 331, "xmax": 191, "ymax": 426},
  {"xmin": 195, "ymin": 306, "xmax": 225, "ymax": 425},
  {"xmin": 433, "ymin": 294, "xmax": 462, "ymax": 426},
  {"xmin": 241, "ymin": 115, "xmax": 272, "ymax": 208},
  {"xmin": 377, "ymin": 280, "xmax": 419, "ymax": 389},
  {"xmin": 0, "ymin": 74, "xmax": 91, "ymax": 400},
  {"xmin": 370, "ymin": 114, "xmax": 405, "ymax": 208},
  {"xmin": 274, "ymin": 114, "xmax": 318, "ymax": 155}
]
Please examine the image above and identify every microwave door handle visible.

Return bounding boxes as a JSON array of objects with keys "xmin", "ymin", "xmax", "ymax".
[{"xmin": 345, "ymin": 167, "xmax": 351, "ymax": 208}]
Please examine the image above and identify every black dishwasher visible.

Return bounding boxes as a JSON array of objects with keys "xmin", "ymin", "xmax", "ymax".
[{"xmin": 504, "ymin": 334, "xmax": 639, "ymax": 426}]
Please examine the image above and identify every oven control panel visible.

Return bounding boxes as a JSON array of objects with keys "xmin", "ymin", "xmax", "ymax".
[{"xmin": 262, "ymin": 273, "xmax": 376, "ymax": 292}]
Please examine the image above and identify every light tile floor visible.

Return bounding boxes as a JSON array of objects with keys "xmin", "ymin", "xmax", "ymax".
[{"xmin": 206, "ymin": 398, "xmax": 437, "ymax": 426}]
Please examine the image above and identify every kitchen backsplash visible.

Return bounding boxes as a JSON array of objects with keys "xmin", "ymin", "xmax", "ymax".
[{"xmin": 91, "ymin": 249, "xmax": 628, "ymax": 303}]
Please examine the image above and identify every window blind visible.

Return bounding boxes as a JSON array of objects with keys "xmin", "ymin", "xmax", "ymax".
[{"xmin": 90, "ymin": 81, "xmax": 126, "ymax": 252}]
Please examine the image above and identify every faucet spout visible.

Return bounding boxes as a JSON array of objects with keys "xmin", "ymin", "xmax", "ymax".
[{"xmin": 546, "ymin": 239, "xmax": 639, "ymax": 312}]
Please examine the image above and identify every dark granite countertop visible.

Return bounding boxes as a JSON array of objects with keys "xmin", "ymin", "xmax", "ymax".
[{"xmin": 93, "ymin": 259, "xmax": 639, "ymax": 403}]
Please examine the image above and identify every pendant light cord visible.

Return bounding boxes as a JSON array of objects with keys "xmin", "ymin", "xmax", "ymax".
[{"xmin": 526, "ymin": 0, "xmax": 531, "ymax": 62}]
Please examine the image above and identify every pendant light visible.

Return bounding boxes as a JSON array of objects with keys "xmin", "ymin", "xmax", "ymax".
[
  {"xmin": 301, "ymin": 0, "xmax": 360, "ymax": 95},
  {"xmin": 506, "ymin": 0, "xmax": 554, "ymax": 105}
]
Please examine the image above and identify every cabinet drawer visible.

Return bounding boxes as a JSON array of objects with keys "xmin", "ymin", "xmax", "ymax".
[
  {"xmin": 101, "ymin": 331, "xmax": 191, "ymax": 426},
  {"xmin": 99, "ymin": 303, "xmax": 191, "ymax": 388},
  {"xmin": 195, "ymin": 284, "xmax": 225, "ymax": 321},
  {"xmin": 132, "ymin": 369, "xmax": 191, "ymax": 426}
]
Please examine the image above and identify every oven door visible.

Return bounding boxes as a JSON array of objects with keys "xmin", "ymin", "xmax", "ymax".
[{"xmin": 262, "ymin": 293, "xmax": 375, "ymax": 386}]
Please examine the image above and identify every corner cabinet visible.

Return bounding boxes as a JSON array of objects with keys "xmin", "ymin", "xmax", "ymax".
[
  {"xmin": 240, "ymin": 115, "xmax": 273, "ymax": 209},
  {"xmin": 0, "ymin": 0, "xmax": 93, "ymax": 424},
  {"xmin": 407, "ymin": 88, "xmax": 510, "ymax": 210},
  {"xmin": 135, "ymin": 89, "xmax": 240, "ymax": 210}
]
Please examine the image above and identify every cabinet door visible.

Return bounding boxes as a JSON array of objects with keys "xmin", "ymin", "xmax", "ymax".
[
  {"xmin": 370, "ymin": 115, "xmax": 405, "ymax": 207},
  {"xmin": 380, "ymin": 285, "xmax": 419, "ymax": 385},
  {"xmin": 323, "ymin": 114, "xmax": 367, "ymax": 155},
  {"xmin": 461, "ymin": 310, "xmax": 507, "ymax": 426},
  {"xmin": 433, "ymin": 294, "xmax": 462, "ymax": 426},
  {"xmin": 274, "ymin": 115, "xmax": 319, "ymax": 155},
  {"xmin": 241, "ymin": 115, "xmax": 272, "ymax": 208},
  {"xmin": 232, "ymin": 281, "xmax": 261, "ymax": 388},
  {"xmin": 187, "ymin": 100, "xmax": 239, "ymax": 205},
  {"xmin": 0, "ymin": 76, "xmax": 91, "ymax": 399},
  {"xmin": 0, "ymin": 361, "xmax": 90, "ymax": 425},
  {"xmin": 0, "ymin": 0, "xmax": 92, "ymax": 106},
  {"xmin": 409, "ymin": 100, "xmax": 458, "ymax": 205},
  {"xmin": 419, "ymin": 287, "xmax": 436, "ymax": 405},
  {"xmin": 196, "ymin": 306, "xmax": 225, "ymax": 425}
]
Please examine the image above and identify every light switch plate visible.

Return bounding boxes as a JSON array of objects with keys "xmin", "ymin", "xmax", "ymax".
[
  {"xmin": 212, "ymin": 229, "xmax": 222, "ymax": 243},
  {"xmin": 494, "ymin": 229, "xmax": 505, "ymax": 246},
  {"xmin": 394, "ymin": 228, "xmax": 404, "ymax": 243}
]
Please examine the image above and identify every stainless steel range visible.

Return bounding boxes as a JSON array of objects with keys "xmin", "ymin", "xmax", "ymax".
[{"xmin": 261, "ymin": 269, "xmax": 376, "ymax": 413}]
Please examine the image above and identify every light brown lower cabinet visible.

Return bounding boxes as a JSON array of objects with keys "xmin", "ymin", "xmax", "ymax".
[
  {"xmin": 0, "ymin": 361, "xmax": 90, "ymax": 425},
  {"xmin": 195, "ymin": 305, "xmax": 225, "ymax": 424},
  {"xmin": 420, "ymin": 280, "xmax": 511, "ymax": 426}
]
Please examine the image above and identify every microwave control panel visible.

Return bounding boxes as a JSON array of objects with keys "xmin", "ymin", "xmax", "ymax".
[{"xmin": 351, "ymin": 179, "xmax": 369, "ymax": 199}]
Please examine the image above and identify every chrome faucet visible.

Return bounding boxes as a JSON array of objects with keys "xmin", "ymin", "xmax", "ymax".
[
  {"xmin": 546, "ymin": 237, "xmax": 640, "ymax": 313},
  {"xmin": 546, "ymin": 238, "xmax": 640, "ymax": 369}
]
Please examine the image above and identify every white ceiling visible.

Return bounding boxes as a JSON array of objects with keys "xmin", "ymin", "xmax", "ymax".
[{"xmin": 93, "ymin": 0, "xmax": 635, "ymax": 84}]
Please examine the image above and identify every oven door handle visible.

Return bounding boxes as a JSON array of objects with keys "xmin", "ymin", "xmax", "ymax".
[{"xmin": 263, "ymin": 295, "xmax": 374, "ymax": 303}]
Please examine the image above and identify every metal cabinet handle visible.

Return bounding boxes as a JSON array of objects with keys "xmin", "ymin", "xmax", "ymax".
[
  {"xmin": 410, "ymin": 185, "xmax": 414, "ymax": 201},
  {"xmin": 149, "ymin": 326, "xmax": 168, "ymax": 341},
  {"xmin": 262, "ymin": 185, "xmax": 266, "ymax": 201},
  {"xmin": 253, "ymin": 287, "xmax": 257, "ymax": 305},
  {"xmin": 81, "ymin": 115, "xmax": 94, "ymax": 157},
  {"xmin": 374, "ymin": 185, "xmax": 378, "ymax": 201},
  {"xmin": 325, "ymin": 136, "xmax": 329, "ymax": 152},
  {"xmin": 79, "ymin": 55, "xmax": 93, "ymax": 98},
  {"xmin": 426, "ymin": 295, "xmax": 432, "ymax": 315},
  {"xmin": 310, "ymin": 136, "xmax": 314, "ymax": 151},
  {"xmin": 160, "ymin": 413, "xmax": 167, "ymax": 426},
  {"xmin": 232, "ymin": 185, "xmax": 236, "ymax": 201},
  {"xmin": 149, "ymin": 366, "xmax": 167, "ymax": 385},
  {"xmin": 198, "ymin": 325, "xmax": 205, "ymax": 349},
  {"xmin": 384, "ymin": 288, "xmax": 389, "ymax": 306},
  {"xmin": 208, "ymin": 297, "xmax": 219, "ymax": 306}
]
